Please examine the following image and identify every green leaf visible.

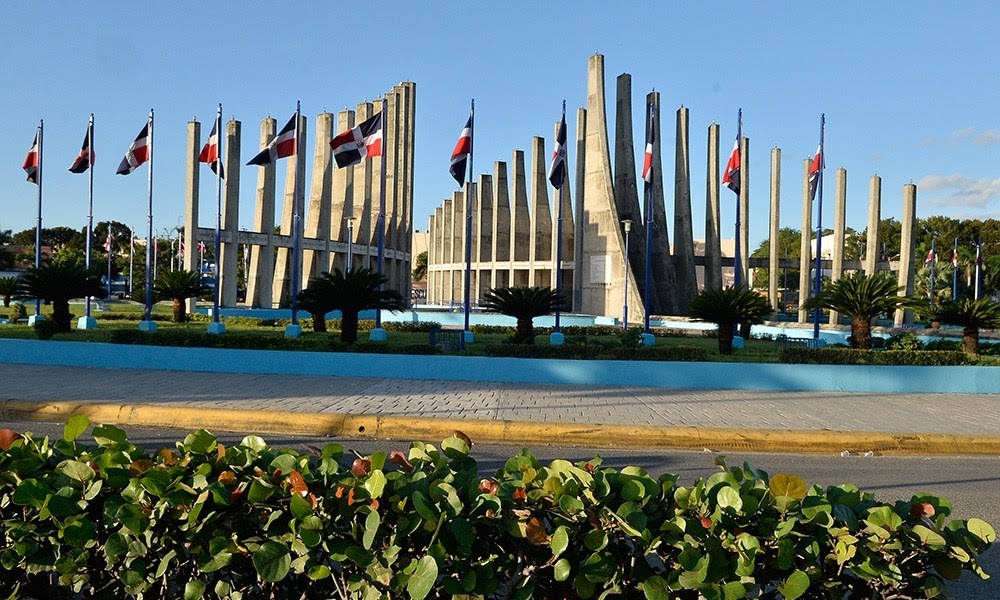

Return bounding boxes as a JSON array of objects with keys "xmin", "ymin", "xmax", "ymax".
[
  {"xmin": 865, "ymin": 506, "xmax": 902, "ymax": 532},
  {"xmin": 441, "ymin": 436, "xmax": 470, "ymax": 458},
  {"xmin": 183, "ymin": 429, "xmax": 218, "ymax": 454},
  {"xmin": 63, "ymin": 415, "xmax": 90, "ymax": 442},
  {"xmin": 364, "ymin": 470, "xmax": 387, "ymax": 499},
  {"xmin": 407, "ymin": 555, "xmax": 438, "ymax": 600},
  {"xmin": 558, "ymin": 493, "xmax": 584, "ymax": 515},
  {"xmin": 241, "ymin": 435, "xmax": 269, "ymax": 453},
  {"xmin": 363, "ymin": 510, "xmax": 381, "ymax": 550},
  {"xmin": 642, "ymin": 575, "xmax": 671, "ymax": 599},
  {"xmin": 933, "ymin": 556, "xmax": 964, "ymax": 580},
  {"xmin": 968, "ymin": 518, "xmax": 996, "ymax": 543},
  {"xmin": 92, "ymin": 424, "xmax": 128, "ymax": 446},
  {"xmin": 553, "ymin": 558, "xmax": 571, "ymax": 582},
  {"xmin": 550, "ymin": 526, "xmax": 569, "ymax": 558},
  {"xmin": 184, "ymin": 580, "xmax": 206, "ymax": 600},
  {"xmin": 716, "ymin": 486, "xmax": 743, "ymax": 512},
  {"xmin": 116, "ymin": 504, "xmax": 149, "ymax": 536},
  {"xmin": 308, "ymin": 565, "xmax": 331, "ymax": 580},
  {"xmin": 290, "ymin": 493, "xmax": 313, "ymax": 520},
  {"xmin": 769, "ymin": 473, "xmax": 807, "ymax": 500},
  {"xmin": 412, "ymin": 491, "xmax": 438, "ymax": 521},
  {"xmin": 722, "ymin": 581, "xmax": 747, "ymax": 600},
  {"xmin": 300, "ymin": 515, "xmax": 323, "ymax": 548},
  {"xmin": 913, "ymin": 524, "xmax": 948, "ymax": 548},
  {"xmin": 12, "ymin": 479, "xmax": 47, "ymax": 508},
  {"xmin": 62, "ymin": 518, "xmax": 96, "ymax": 548},
  {"xmin": 247, "ymin": 479, "xmax": 276, "ymax": 503},
  {"xmin": 778, "ymin": 570, "xmax": 810, "ymax": 600},
  {"xmin": 253, "ymin": 541, "xmax": 291, "ymax": 582}
]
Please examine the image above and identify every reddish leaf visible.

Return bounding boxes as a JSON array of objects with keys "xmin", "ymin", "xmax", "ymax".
[
  {"xmin": 512, "ymin": 487, "xmax": 527, "ymax": 503},
  {"xmin": 389, "ymin": 450, "xmax": 413, "ymax": 472},
  {"xmin": 585, "ymin": 509, "xmax": 601, "ymax": 530},
  {"xmin": 230, "ymin": 488, "xmax": 244, "ymax": 503},
  {"xmin": 453, "ymin": 430, "xmax": 473, "ymax": 448},
  {"xmin": 478, "ymin": 479, "xmax": 499, "ymax": 495},
  {"xmin": 157, "ymin": 448, "xmax": 179, "ymax": 465},
  {"xmin": 584, "ymin": 462, "xmax": 595, "ymax": 474},
  {"xmin": 216, "ymin": 443, "xmax": 226, "ymax": 464},
  {"xmin": 370, "ymin": 498, "xmax": 380, "ymax": 511},
  {"xmin": 911, "ymin": 502, "xmax": 936, "ymax": 520},
  {"xmin": 351, "ymin": 458, "xmax": 371, "ymax": 477},
  {"xmin": 0, "ymin": 429, "xmax": 19, "ymax": 452},
  {"xmin": 218, "ymin": 470, "xmax": 237, "ymax": 486},
  {"xmin": 307, "ymin": 493, "xmax": 318, "ymax": 509},
  {"xmin": 347, "ymin": 488, "xmax": 357, "ymax": 506},
  {"xmin": 700, "ymin": 516, "xmax": 713, "ymax": 530},
  {"xmin": 87, "ymin": 460, "xmax": 101, "ymax": 474},
  {"xmin": 271, "ymin": 468, "xmax": 283, "ymax": 483},
  {"xmin": 129, "ymin": 459, "xmax": 154, "ymax": 477},
  {"xmin": 335, "ymin": 486, "xmax": 346, "ymax": 499},
  {"xmin": 286, "ymin": 470, "xmax": 309, "ymax": 497},
  {"xmin": 525, "ymin": 517, "xmax": 549, "ymax": 545}
]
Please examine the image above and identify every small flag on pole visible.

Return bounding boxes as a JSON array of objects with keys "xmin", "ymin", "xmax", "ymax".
[
  {"xmin": 247, "ymin": 114, "xmax": 297, "ymax": 166},
  {"xmin": 198, "ymin": 119, "xmax": 225, "ymax": 177},
  {"xmin": 116, "ymin": 123, "xmax": 150, "ymax": 175},
  {"xmin": 104, "ymin": 234, "xmax": 113, "ymax": 252},
  {"xmin": 808, "ymin": 144, "xmax": 823, "ymax": 202},
  {"xmin": 332, "ymin": 112, "xmax": 383, "ymax": 169},
  {"xmin": 926, "ymin": 248, "xmax": 935, "ymax": 265},
  {"xmin": 69, "ymin": 126, "xmax": 95, "ymax": 173},
  {"xmin": 641, "ymin": 110, "xmax": 654, "ymax": 185},
  {"xmin": 448, "ymin": 112, "xmax": 473, "ymax": 185},
  {"xmin": 548, "ymin": 111, "xmax": 567, "ymax": 188},
  {"xmin": 722, "ymin": 136, "xmax": 740, "ymax": 194},
  {"xmin": 22, "ymin": 131, "xmax": 40, "ymax": 184},
  {"xmin": 952, "ymin": 247, "xmax": 959, "ymax": 268},
  {"xmin": 197, "ymin": 241, "xmax": 207, "ymax": 254}
]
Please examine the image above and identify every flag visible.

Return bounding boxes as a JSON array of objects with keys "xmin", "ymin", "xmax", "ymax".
[
  {"xmin": 197, "ymin": 241, "xmax": 207, "ymax": 254},
  {"xmin": 808, "ymin": 144, "xmax": 823, "ymax": 202},
  {"xmin": 925, "ymin": 248, "xmax": 935, "ymax": 266},
  {"xmin": 722, "ymin": 137, "xmax": 740, "ymax": 194},
  {"xmin": 548, "ymin": 112, "xmax": 567, "ymax": 188},
  {"xmin": 116, "ymin": 123, "xmax": 150, "ymax": 175},
  {"xmin": 69, "ymin": 127, "xmax": 95, "ymax": 173},
  {"xmin": 22, "ymin": 131, "xmax": 39, "ymax": 184},
  {"xmin": 952, "ymin": 247, "xmax": 959, "ymax": 267},
  {"xmin": 198, "ymin": 119, "xmax": 225, "ymax": 178},
  {"xmin": 247, "ymin": 114, "xmax": 296, "ymax": 166},
  {"xmin": 332, "ymin": 111, "xmax": 383, "ymax": 169},
  {"xmin": 448, "ymin": 112, "xmax": 472, "ymax": 185},
  {"xmin": 103, "ymin": 235, "xmax": 113, "ymax": 252},
  {"xmin": 641, "ymin": 109, "xmax": 654, "ymax": 185}
]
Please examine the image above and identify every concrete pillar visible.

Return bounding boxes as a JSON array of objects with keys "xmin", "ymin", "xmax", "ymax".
[
  {"xmin": 895, "ymin": 184, "xmax": 917, "ymax": 325},
  {"xmin": 442, "ymin": 197, "xmax": 453, "ymax": 303},
  {"xmin": 614, "ymin": 74, "xmax": 645, "ymax": 301},
  {"xmin": 529, "ymin": 136, "xmax": 552, "ymax": 287},
  {"xmin": 183, "ymin": 121, "xmax": 200, "ymax": 313},
  {"xmin": 647, "ymin": 91, "xmax": 677, "ymax": 314},
  {"xmin": 478, "ymin": 173, "xmax": 494, "ymax": 298},
  {"xmin": 829, "ymin": 167, "xmax": 847, "ymax": 324},
  {"xmin": 572, "ymin": 108, "xmax": 587, "ymax": 311},
  {"xmin": 271, "ymin": 114, "xmax": 307, "ymax": 308},
  {"xmin": 739, "ymin": 136, "xmax": 751, "ymax": 287},
  {"xmin": 433, "ymin": 205, "xmax": 444, "ymax": 303},
  {"xmin": 466, "ymin": 182, "xmax": 479, "ymax": 303},
  {"xmin": 510, "ymin": 150, "xmax": 531, "ymax": 286},
  {"xmin": 220, "ymin": 119, "xmax": 241, "ymax": 307},
  {"xmin": 673, "ymin": 106, "xmax": 697, "ymax": 314},
  {"xmin": 552, "ymin": 120, "xmax": 576, "ymax": 309},
  {"xmin": 865, "ymin": 175, "xmax": 881, "ymax": 276},
  {"xmin": 768, "ymin": 147, "xmax": 781, "ymax": 312},
  {"xmin": 303, "ymin": 112, "xmax": 333, "ymax": 285},
  {"xmin": 329, "ymin": 110, "xmax": 355, "ymax": 273},
  {"xmin": 248, "ymin": 118, "xmax": 276, "ymax": 309},
  {"xmin": 400, "ymin": 82, "xmax": 416, "ymax": 302},
  {"xmin": 799, "ymin": 158, "xmax": 812, "ymax": 323},
  {"xmin": 704, "ymin": 123, "xmax": 722, "ymax": 291},
  {"xmin": 580, "ymin": 54, "xmax": 643, "ymax": 323},
  {"xmin": 384, "ymin": 89, "xmax": 400, "ymax": 292},
  {"xmin": 452, "ymin": 191, "xmax": 466, "ymax": 305},
  {"xmin": 493, "ymin": 161, "xmax": 512, "ymax": 289},
  {"xmin": 427, "ymin": 213, "xmax": 436, "ymax": 304}
]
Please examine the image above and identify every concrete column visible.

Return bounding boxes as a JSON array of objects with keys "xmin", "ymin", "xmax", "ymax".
[
  {"xmin": 529, "ymin": 136, "xmax": 552, "ymax": 287},
  {"xmin": 427, "ymin": 213, "xmax": 436, "ymax": 304},
  {"xmin": 768, "ymin": 147, "xmax": 781, "ymax": 312},
  {"xmin": 401, "ymin": 82, "xmax": 416, "ymax": 303},
  {"xmin": 648, "ymin": 91, "xmax": 676, "ymax": 314},
  {"xmin": 829, "ymin": 167, "xmax": 847, "ymax": 324},
  {"xmin": 510, "ymin": 150, "xmax": 531, "ymax": 286},
  {"xmin": 478, "ymin": 173, "xmax": 494, "ymax": 298},
  {"xmin": 739, "ymin": 136, "xmax": 751, "ymax": 287},
  {"xmin": 220, "ymin": 119, "xmax": 241, "ymax": 307},
  {"xmin": 799, "ymin": 158, "xmax": 812, "ymax": 323},
  {"xmin": 552, "ymin": 120, "xmax": 576, "ymax": 309},
  {"xmin": 183, "ymin": 121, "xmax": 200, "ymax": 313},
  {"xmin": 248, "ymin": 117, "xmax": 276, "ymax": 308},
  {"xmin": 673, "ymin": 106, "xmax": 697, "ymax": 314},
  {"xmin": 329, "ymin": 110, "xmax": 355, "ymax": 273},
  {"xmin": 704, "ymin": 122, "xmax": 722, "ymax": 291},
  {"xmin": 303, "ymin": 112, "xmax": 333, "ymax": 284},
  {"xmin": 442, "ymin": 198, "xmax": 453, "ymax": 303},
  {"xmin": 573, "ymin": 108, "xmax": 587, "ymax": 311},
  {"xmin": 384, "ymin": 89, "xmax": 400, "ymax": 292},
  {"xmin": 493, "ymin": 161, "xmax": 512, "ymax": 289},
  {"xmin": 451, "ymin": 191, "xmax": 466, "ymax": 304},
  {"xmin": 466, "ymin": 182, "xmax": 479, "ymax": 303},
  {"xmin": 614, "ymin": 74, "xmax": 645, "ymax": 301},
  {"xmin": 272, "ymin": 114, "xmax": 306, "ymax": 308},
  {"xmin": 865, "ymin": 175, "xmax": 881, "ymax": 276},
  {"xmin": 895, "ymin": 184, "xmax": 917, "ymax": 325},
  {"xmin": 433, "ymin": 205, "xmax": 444, "ymax": 303}
]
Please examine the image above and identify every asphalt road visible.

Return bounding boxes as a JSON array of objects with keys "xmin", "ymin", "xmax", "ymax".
[{"xmin": 5, "ymin": 420, "xmax": 998, "ymax": 598}]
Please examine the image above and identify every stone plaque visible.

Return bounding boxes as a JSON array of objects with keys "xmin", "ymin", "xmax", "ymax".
[{"xmin": 590, "ymin": 255, "xmax": 611, "ymax": 284}]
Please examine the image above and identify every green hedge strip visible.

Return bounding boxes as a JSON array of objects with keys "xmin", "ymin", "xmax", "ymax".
[{"xmin": 778, "ymin": 348, "xmax": 976, "ymax": 366}]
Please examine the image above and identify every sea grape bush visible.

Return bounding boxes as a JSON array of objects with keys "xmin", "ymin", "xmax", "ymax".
[{"xmin": 0, "ymin": 419, "xmax": 993, "ymax": 599}]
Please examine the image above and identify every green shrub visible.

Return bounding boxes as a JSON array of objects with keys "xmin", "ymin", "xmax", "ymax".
[
  {"xmin": 97, "ymin": 312, "xmax": 171, "ymax": 322},
  {"xmin": 8, "ymin": 302, "xmax": 26, "ymax": 323},
  {"xmin": 887, "ymin": 332, "xmax": 925, "ymax": 351},
  {"xmin": 0, "ymin": 419, "xmax": 992, "ymax": 599},
  {"xmin": 779, "ymin": 347, "xmax": 975, "ymax": 366},
  {"xmin": 32, "ymin": 318, "xmax": 59, "ymax": 340}
]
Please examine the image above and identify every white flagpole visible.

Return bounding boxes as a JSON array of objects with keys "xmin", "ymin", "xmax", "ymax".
[
  {"xmin": 84, "ymin": 114, "xmax": 95, "ymax": 320},
  {"xmin": 33, "ymin": 120, "xmax": 43, "ymax": 317},
  {"xmin": 290, "ymin": 101, "xmax": 303, "ymax": 327},
  {"xmin": 144, "ymin": 109, "xmax": 155, "ymax": 323},
  {"xmin": 463, "ymin": 99, "xmax": 475, "ymax": 335},
  {"xmin": 554, "ymin": 100, "xmax": 565, "ymax": 333},
  {"xmin": 129, "ymin": 226, "xmax": 135, "ymax": 296},
  {"xmin": 212, "ymin": 103, "xmax": 223, "ymax": 325},
  {"xmin": 375, "ymin": 97, "xmax": 389, "ymax": 330}
]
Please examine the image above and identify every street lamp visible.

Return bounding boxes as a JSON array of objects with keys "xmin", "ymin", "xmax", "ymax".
[
  {"xmin": 345, "ymin": 217, "xmax": 356, "ymax": 272},
  {"xmin": 782, "ymin": 245, "xmax": 789, "ymax": 314},
  {"xmin": 622, "ymin": 219, "xmax": 632, "ymax": 331}
]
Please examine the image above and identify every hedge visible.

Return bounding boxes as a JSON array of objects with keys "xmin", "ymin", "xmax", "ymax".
[
  {"xmin": 105, "ymin": 330, "xmax": 442, "ymax": 356},
  {"xmin": 778, "ymin": 347, "xmax": 977, "ymax": 366},
  {"xmin": 1, "ymin": 419, "xmax": 992, "ymax": 599},
  {"xmin": 483, "ymin": 343, "xmax": 709, "ymax": 362}
]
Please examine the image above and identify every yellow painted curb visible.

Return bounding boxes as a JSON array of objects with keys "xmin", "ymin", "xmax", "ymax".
[{"xmin": 3, "ymin": 399, "xmax": 1000, "ymax": 456}]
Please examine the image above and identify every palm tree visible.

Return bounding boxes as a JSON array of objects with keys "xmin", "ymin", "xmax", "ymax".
[
  {"xmin": 481, "ymin": 286, "xmax": 567, "ymax": 344},
  {"xmin": 412, "ymin": 251, "xmax": 428, "ymax": 282},
  {"xmin": 153, "ymin": 270, "xmax": 208, "ymax": 323},
  {"xmin": 15, "ymin": 263, "xmax": 105, "ymax": 332},
  {"xmin": 309, "ymin": 267, "xmax": 406, "ymax": 343},
  {"xmin": 296, "ymin": 282, "xmax": 335, "ymax": 333},
  {"xmin": 0, "ymin": 276, "xmax": 18, "ymax": 307},
  {"xmin": 802, "ymin": 272, "xmax": 916, "ymax": 350},
  {"xmin": 690, "ymin": 285, "xmax": 771, "ymax": 355},
  {"xmin": 937, "ymin": 298, "xmax": 1000, "ymax": 355}
]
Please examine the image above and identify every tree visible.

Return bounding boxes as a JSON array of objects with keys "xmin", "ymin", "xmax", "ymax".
[
  {"xmin": 307, "ymin": 268, "xmax": 406, "ymax": 343},
  {"xmin": 0, "ymin": 229, "xmax": 12, "ymax": 244},
  {"xmin": 802, "ymin": 272, "xmax": 915, "ymax": 350},
  {"xmin": 153, "ymin": 270, "xmax": 208, "ymax": 323},
  {"xmin": 481, "ymin": 286, "xmax": 567, "ymax": 344},
  {"xmin": 15, "ymin": 263, "xmax": 105, "ymax": 332},
  {"xmin": 0, "ymin": 276, "xmax": 18, "ymax": 307},
  {"xmin": 296, "ymin": 282, "xmax": 335, "ymax": 333},
  {"xmin": 412, "ymin": 251, "xmax": 428, "ymax": 282},
  {"xmin": 690, "ymin": 285, "xmax": 770, "ymax": 355},
  {"xmin": 937, "ymin": 298, "xmax": 1000, "ymax": 355},
  {"xmin": 750, "ymin": 228, "xmax": 802, "ymax": 291}
]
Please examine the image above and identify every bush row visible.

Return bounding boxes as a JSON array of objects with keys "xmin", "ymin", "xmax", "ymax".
[
  {"xmin": 778, "ymin": 347, "xmax": 976, "ymax": 366},
  {"xmin": 470, "ymin": 324, "xmax": 692, "ymax": 338},
  {"xmin": 105, "ymin": 329, "xmax": 442, "ymax": 356},
  {"xmin": 0, "ymin": 419, "xmax": 992, "ymax": 599},
  {"xmin": 483, "ymin": 343, "xmax": 709, "ymax": 362}
]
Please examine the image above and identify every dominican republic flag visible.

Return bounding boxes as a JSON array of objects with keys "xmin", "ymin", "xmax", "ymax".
[
  {"xmin": 808, "ymin": 144, "xmax": 823, "ymax": 202},
  {"xmin": 548, "ymin": 112, "xmax": 568, "ymax": 188},
  {"xmin": 247, "ymin": 114, "xmax": 296, "ymax": 166},
  {"xmin": 925, "ymin": 248, "xmax": 935, "ymax": 265},
  {"xmin": 722, "ymin": 136, "xmax": 740, "ymax": 194},
  {"xmin": 22, "ymin": 132, "xmax": 40, "ymax": 184},
  {"xmin": 116, "ymin": 123, "xmax": 150, "ymax": 175},
  {"xmin": 197, "ymin": 241, "xmax": 207, "ymax": 254},
  {"xmin": 448, "ymin": 112, "xmax": 472, "ymax": 185},
  {"xmin": 198, "ymin": 119, "xmax": 225, "ymax": 177},
  {"xmin": 952, "ymin": 247, "xmax": 959, "ymax": 267},
  {"xmin": 103, "ymin": 235, "xmax": 113, "ymax": 251},
  {"xmin": 332, "ymin": 111, "xmax": 383, "ymax": 169},
  {"xmin": 69, "ymin": 127, "xmax": 95, "ymax": 173},
  {"xmin": 641, "ymin": 110, "xmax": 655, "ymax": 185}
]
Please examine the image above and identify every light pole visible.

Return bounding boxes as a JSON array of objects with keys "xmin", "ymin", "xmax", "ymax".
[
  {"xmin": 345, "ymin": 217, "xmax": 356, "ymax": 272},
  {"xmin": 782, "ymin": 245, "xmax": 789, "ymax": 314},
  {"xmin": 622, "ymin": 219, "xmax": 632, "ymax": 331}
]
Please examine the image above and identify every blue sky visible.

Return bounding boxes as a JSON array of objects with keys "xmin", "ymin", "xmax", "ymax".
[{"xmin": 2, "ymin": 1, "xmax": 997, "ymax": 251}]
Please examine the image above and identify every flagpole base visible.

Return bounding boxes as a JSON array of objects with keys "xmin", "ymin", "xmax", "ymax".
[
  {"xmin": 28, "ymin": 314, "xmax": 46, "ymax": 327},
  {"xmin": 284, "ymin": 324, "xmax": 302, "ymax": 338},
  {"xmin": 549, "ymin": 332, "xmax": 565, "ymax": 346},
  {"xmin": 368, "ymin": 328, "xmax": 388, "ymax": 342},
  {"xmin": 76, "ymin": 316, "xmax": 98, "ymax": 330},
  {"xmin": 640, "ymin": 333, "xmax": 655, "ymax": 346},
  {"xmin": 138, "ymin": 320, "xmax": 158, "ymax": 332},
  {"xmin": 462, "ymin": 330, "xmax": 475, "ymax": 344},
  {"xmin": 732, "ymin": 336, "xmax": 745, "ymax": 350},
  {"xmin": 207, "ymin": 322, "xmax": 227, "ymax": 335}
]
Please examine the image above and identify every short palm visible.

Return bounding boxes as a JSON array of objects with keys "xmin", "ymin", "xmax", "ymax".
[
  {"xmin": 802, "ymin": 272, "xmax": 913, "ymax": 349},
  {"xmin": 16, "ymin": 263, "xmax": 105, "ymax": 332},
  {"xmin": 690, "ymin": 285, "xmax": 770, "ymax": 355},
  {"xmin": 937, "ymin": 298, "xmax": 1000, "ymax": 355},
  {"xmin": 481, "ymin": 286, "xmax": 567, "ymax": 344},
  {"xmin": 310, "ymin": 267, "xmax": 406, "ymax": 343},
  {"xmin": 153, "ymin": 270, "xmax": 208, "ymax": 323},
  {"xmin": 296, "ymin": 282, "xmax": 336, "ymax": 333},
  {"xmin": 0, "ymin": 276, "xmax": 18, "ymax": 307}
]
